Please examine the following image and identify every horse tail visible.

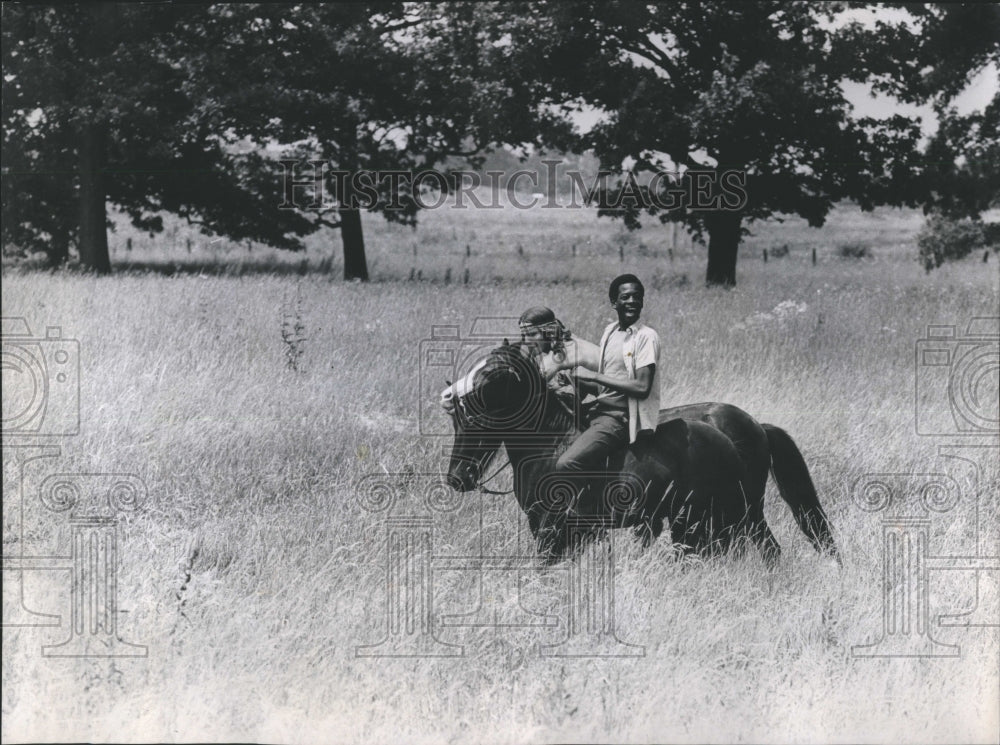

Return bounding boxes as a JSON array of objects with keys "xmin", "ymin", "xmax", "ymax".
[{"xmin": 762, "ymin": 423, "xmax": 840, "ymax": 563}]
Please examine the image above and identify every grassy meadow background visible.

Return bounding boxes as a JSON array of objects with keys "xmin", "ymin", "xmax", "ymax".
[{"xmin": 2, "ymin": 197, "xmax": 999, "ymax": 743}]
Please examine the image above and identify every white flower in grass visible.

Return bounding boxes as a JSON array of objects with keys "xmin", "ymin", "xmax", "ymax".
[
  {"xmin": 730, "ymin": 300, "xmax": 808, "ymax": 333},
  {"xmin": 772, "ymin": 300, "xmax": 808, "ymax": 318}
]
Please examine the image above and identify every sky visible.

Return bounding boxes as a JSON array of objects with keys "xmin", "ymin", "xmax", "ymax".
[
  {"xmin": 572, "ymin": 5, "xmax": 999, "ymax": 146},
  {"xmin": 844, "ymin": 64, "xmax": 999, "ymax": 137}
]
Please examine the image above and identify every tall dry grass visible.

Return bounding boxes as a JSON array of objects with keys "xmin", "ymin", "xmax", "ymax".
[{"xmin": 2, "ymin": 203, "xmax": 998, "ymax": 743}]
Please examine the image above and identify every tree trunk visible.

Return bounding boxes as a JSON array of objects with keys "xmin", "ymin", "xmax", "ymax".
[
  {"xmin": 77, "ymin": 121, "xmax": 111, "ymax": 274},
  {"xmin": 705, "ymin": 210, "xmax": 742, "ymax": 287},
  {"xmin": 76, "ymin": 2, "xmax": 116, "ymax": 275},
  {"xmin": 339, "ymin": 171, "xmax": 369, "ymax": 280},
  {"xmin": 47, "ymin": 227, "xmax": 70, "ymax": 268},
  {"xmin": 339, "ymin": 208, "xmax": 368, "ymax": 281}
]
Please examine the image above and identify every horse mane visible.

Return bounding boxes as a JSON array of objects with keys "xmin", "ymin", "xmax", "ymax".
[{"xmin": 488, "ymin": 342, "xmax": 576, "ymax": 438}]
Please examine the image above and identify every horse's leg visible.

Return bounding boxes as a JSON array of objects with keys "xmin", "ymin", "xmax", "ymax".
[
  {"xmin": 680, "ymin": 422, "xmax": 750, "ymax": 558},
  {"xmin": 762, "ymin": 424, "xmax": 840, "ymax": 563},
  {"xmin": 668, "ymin": 519, "xmax": 692, "ymax": 554},
  {"xmin": 516, "ymin": 449, "xmax": 580, "ymax": 563},
  {"xmin": 625, "ymin": 448, "xmax": 676, "ymax": 551},
  {"xmin": 732, "ymin": 478, "xmax": 781, "ymax": 564},
  {"xmin": 533, "ymin": 507, "xmax": 568, "ymax": 563},
  {"xmin": 625, "ymin": 421, "xmax": 690, "ymax": 553},
  {"xmin": 631, "ymin": 514, "xmax": 665, "ymax": 548},
  {"xmin": 748, "ymin": 507, "xmax": 781, "ymax": 564},
  {"xmin": 698, "ymin": 407, "xmax": 779, "ymax": 561},
  {"xmin": 525, "ymin": 509, "xmax": 555, "ymax": 558},
  {"xmin": 532, "ymin": 488, "xmax": 604, "ymax": 563},
  {"xmin": 733, "ymin": 431, "xmax": 781, "ymax": 562},
  {"xmin": 667, "ymin": 498, "xmax": 700, "ymax": 554}
]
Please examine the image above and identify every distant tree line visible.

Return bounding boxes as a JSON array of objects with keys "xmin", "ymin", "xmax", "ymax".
[{"xmin": 2, "ymin": 2, "xmax": 997, "ymax": 285}]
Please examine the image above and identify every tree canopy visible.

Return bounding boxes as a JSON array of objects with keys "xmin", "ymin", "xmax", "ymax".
[
  {"xmin": 1, "ymin": 3, "xmax": 561, "ymax": 276},
  {"xmin": 491, "ymin": 1, "xmax": 948, "ymax": 285},
  {"xmin": 2, "ymin": 4, "xmax": 314, "ymax": 271},
  {"xmin": 910, "ymin": 4, "xmax": 1000, "ymax": 222},
  {"xmin": 2, "ymin": 3, "xmax": 996, "ymax": 281}
]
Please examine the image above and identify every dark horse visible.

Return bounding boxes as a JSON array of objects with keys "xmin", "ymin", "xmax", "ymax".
[{"xmin": 444, "ymin": 341, "xmax": 839, "ymax": 564}]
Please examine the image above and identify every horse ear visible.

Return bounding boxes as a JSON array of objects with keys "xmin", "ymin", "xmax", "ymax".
[
  {"xmin": 445, "ymin": 379, "xmax": 452, "ymax": 387},
  {"xmin": 502, "ymin": 338, "xmax": 509, "ymax": 347}
]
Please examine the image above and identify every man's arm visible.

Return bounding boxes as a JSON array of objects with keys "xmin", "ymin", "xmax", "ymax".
[
  {"xmin": 574, "ymin": 364, "xmax": 655, "ymax": 400},
  {"xmin": 544, "ymin": 337, "xmax": 601, "ymax": 374}
]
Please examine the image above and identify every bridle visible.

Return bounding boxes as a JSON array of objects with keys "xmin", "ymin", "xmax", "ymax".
[
  {"xmin": 444, "ymin": 400, "xmax": 514, "ymax": 495},
  {"xmin": 443, "ymin": 349, "xmax": 532, "ymax": 496},
  {"xmin": 475, "ymin": 455, "xmax": 513, "ymax": 495}
]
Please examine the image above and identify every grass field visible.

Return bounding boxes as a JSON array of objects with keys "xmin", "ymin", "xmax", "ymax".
[{"xmin": 2, "ymin": 201, "xmax": 999, "ymax": 743}]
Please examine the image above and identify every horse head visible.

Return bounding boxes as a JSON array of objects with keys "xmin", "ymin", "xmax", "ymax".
[{"xmin": 443, "ymin": 340, "xmax": 549, "ymax": 491}]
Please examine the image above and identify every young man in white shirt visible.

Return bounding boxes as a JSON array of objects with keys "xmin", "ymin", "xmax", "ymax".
[{"xmin": 556, "ymin": 274, "xmax": 661, "ymax": 473}]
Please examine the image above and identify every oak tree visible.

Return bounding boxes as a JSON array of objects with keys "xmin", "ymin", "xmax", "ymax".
[{"xmin": 498, "ymin": 1, "xmax": 934, "ymax": 286}]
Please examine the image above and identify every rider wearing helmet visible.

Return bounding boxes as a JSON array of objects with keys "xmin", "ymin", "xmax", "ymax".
[
  {"xmin": 518, "ymin": 306, "xmax": 578, "ymax": 408},
  {"xmin": 519, "ymin": 306, "xmax": 569, "ymax": 368},
  {"xmin": 518, "ymin": 306, "xmax": 605, "ymax": 410}
]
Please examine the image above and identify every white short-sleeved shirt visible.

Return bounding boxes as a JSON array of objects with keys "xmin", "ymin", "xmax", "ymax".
[{"xmin": 597, "ymin": 321, "xmax": 661, "ymax": 443}]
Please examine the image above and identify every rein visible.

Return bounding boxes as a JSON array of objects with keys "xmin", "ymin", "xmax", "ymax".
[
  {"xmin": 476, "ymin": 455, "xmax": 513, "ymax": 495},
  {"xmin": 451, "ymin": 342, "xmax": 571, "ymax": 497}
]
